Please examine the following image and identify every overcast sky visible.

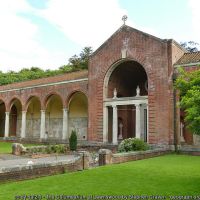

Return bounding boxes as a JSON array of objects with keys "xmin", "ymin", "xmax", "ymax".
[{"xmin": 0, "ymin": 0, "xmax": 199, "ymax": 72}]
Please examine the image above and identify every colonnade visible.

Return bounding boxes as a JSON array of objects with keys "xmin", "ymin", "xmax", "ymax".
[{"xmin": 3, "ymin": 108, "xmax": 69, "ymax": 140}]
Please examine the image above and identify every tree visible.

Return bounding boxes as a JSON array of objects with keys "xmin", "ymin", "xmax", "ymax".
[
  {"xmin": 180, "ymin": 41, "xmax": 200, "ymax": 53},
  {"xmin": 175, "ymin": 68, "xmax": 200, "ymax": 135},
  {"xmin": 69, "ymin": 130, "xmax": 77, "ymax": 151},
  {"xmin": 68, "ymin": 46, "xmax": 93, "ymax": 69}
]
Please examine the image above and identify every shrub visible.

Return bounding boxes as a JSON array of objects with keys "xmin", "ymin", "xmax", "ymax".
[
  {"xmin": 118, "ymin": 138, "xmax": 149, "ymax": 152},
  {"xmin": 69, "ymin": 130, "xmax": 77, "ymax": 151}
]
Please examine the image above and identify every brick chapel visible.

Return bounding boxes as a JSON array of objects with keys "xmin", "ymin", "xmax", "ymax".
[{"xmin": 0, "ymin": 24, "xmax": 200, "ymax": 149}]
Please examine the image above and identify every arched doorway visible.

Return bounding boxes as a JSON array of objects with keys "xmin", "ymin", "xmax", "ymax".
[
  {"xmin": 45, "ymin": 94, "xmax": 63, "ymax": 139},
  {"xmin": 68, "ymin": 92, "xmax": 88, "ymax": 140},
  {"xmin": 0, "ymin": 100, "xmax": 6, "ymax": 137},
  {"xmin": 104, "ymin": 60, "xmax": 148, "ymax": 144},
  {"xmin": 26, "ymin": 97, "xmax": 41, "ymax": 139},
  {"xmin": 9, "ymin": 99, "xmax": 22, "ymax": 137}
]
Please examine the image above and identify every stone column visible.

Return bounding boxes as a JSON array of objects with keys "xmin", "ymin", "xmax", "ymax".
[
  {"xmin": 40, "ymin": 110, "xmax": 46, "ymax": 139},
  {"xmin": 146, "ymin": 104, "xmax": 149, "ymax": 143},
  {"xmin": 112, "ymin": 105, "xmax": 118, "ymax": 144},
  {"xmin": 4, "ymin": 112, "xmax": 10, "ymax": 138},
  {"xmin": 103, "ymin": 105, "xmax": 108, "ymax": 143},
  {"xmin": 135, "ymin": 103, "xmax": 141, "ymax": 139},
  {"xmin": 62, "ymin": 108, "xmax": 68, "ymax": 140},
  {"xmin": 21, "ymin": 111, "xmax": 27, "ymax": 138}
]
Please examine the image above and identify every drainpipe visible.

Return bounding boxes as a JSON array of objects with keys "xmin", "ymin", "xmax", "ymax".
[{"xmin": 172, "ymin": 73, "xmax": 178, "ymax": 152}]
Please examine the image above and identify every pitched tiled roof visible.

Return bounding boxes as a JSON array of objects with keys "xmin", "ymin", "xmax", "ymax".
[
  {"xmin": 0, "ymin": 70, "xmax": 88, "ymax": 91},
  {"xmin": 175, "ymin": 51, "xmax": 200, "ymax": 65}
]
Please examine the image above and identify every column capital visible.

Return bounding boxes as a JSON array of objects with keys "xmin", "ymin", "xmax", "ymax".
[
  {"xmin": 40, "ymin": 110, "xmax": 46, "ymax": 113},
  {"xmin": 112, "ymin": 105, "xmax": 117, "ymax": 109},
  {"xmin": 22, "ymin": 110, "xmax": 27, "ymax": 114},
  {"xmin": 5, "ymin": 111, "xmax": 9, "ymax": 115},
  {"xmin": 135, "ymin": 103, "xmax": 141, "ymax": 107},
  {"xmin": 63, "ymin": 108, "xmax": 68, "ymax": 112}
]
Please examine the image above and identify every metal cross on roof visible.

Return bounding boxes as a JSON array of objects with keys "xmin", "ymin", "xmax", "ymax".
[{"xmin": 122, "ymin": 15, "xmax": 128, "ymax": 25}]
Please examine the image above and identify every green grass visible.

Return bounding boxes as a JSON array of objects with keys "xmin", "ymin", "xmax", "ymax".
[
  {"xmin": 0, "ymin": 142, "xmax": 39, "ymax": 154},
  {"xmin": 0, "ymin": 154, "xmax": 200, "ymax": 199}
]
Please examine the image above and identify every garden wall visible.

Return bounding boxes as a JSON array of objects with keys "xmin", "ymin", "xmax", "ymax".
[
  {"xmin": 99, "ymin": 149, "xmax": 171, "ymax": 166},
  {"xmin": 0, "ymin": 153, "xmax": 89, "ymax": 183}
]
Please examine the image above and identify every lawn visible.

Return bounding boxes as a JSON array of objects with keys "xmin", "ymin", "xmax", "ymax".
[
  {"xmin": 0, "ymin": 142, "xmax": 38, "ymax": 154},
  {"xmin": 0, "ymin": 154, "xmax": 200, "ymax": 199}
]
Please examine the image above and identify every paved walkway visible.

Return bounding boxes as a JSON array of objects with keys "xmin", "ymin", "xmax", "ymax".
[{"xmin": 0, "ymin": 154, "xmax": 76, "ymax": 169}]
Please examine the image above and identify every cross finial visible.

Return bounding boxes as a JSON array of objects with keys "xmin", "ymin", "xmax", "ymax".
[{"xmin": 122, "ymin": 15, "xmax": 127, "ymax": 25}]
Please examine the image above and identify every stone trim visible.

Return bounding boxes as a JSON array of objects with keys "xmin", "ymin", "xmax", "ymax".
[
  {"xmin": 0, "ymin": 152, "xmax": 90, "ymax": 183},
  {"xmin": 99, "ymin": 149, "xmax": 171, "ymax": 166},
  {"xmin": 0, "ymin": 78, "xmax": 88, "ymax": 93}
]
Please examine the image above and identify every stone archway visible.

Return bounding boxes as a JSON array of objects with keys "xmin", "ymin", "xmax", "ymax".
[
  {"xmin": 103, "ymin": 60, "xmax": 148, "ymax": 144},
  {"xmin": 26, "ymin": 96, "xmax": 41, "ymax": 139},
  {"xmin": 45, "ymin": 94, "xmax": 63, "ymax": 139},
  {"xmin": 68, "ymin": 92, "xmax": 88, "ymax": 140},
  {"xmin": 9, "ymin": 98, "xmax": 22, "ymax": 137}
]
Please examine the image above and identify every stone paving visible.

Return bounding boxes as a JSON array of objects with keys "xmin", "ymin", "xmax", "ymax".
[{"xmin": 0, "ymin": 154, "xmax": 77, "ymax": 170}]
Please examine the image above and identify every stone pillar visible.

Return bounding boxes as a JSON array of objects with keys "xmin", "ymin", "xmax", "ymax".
[
  {"xmin": 146, "ymin": 104, "xmax": 149, "ymax": 143},
  {"xmin": 98, "ymin": 149, "xmax": 113, "ymax": 166},
  {"xmin": 21, "ymin": 111, "xmax": 27, "ymax": 138},
  {"xmin": 103, "ymin": 105, "xmax": 108, "ymax": 143},
  {"xmin": 112, "ymin": 105, "xmax": 118, "ymax": 144},
  {"xmin": 135, "ymin": 103, "xmax": 141, "ymax": 139},
  {"xmin": 4, "ymin": 112, "xmax": 9, "ymax": 138},
  {"xmin": 40, "ymin": 110, "xmax": 46, "ymax": 139},
  {"xmin": 62, "ymin": 108, "xmax": 68, "ymax": 140}
]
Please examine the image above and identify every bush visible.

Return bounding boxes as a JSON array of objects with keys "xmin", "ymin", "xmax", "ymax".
[
  {"xmin": 118, "ymin": 138, "xmax": 149, "ymax": 152},
  {"xmin": 69, "ymin": 130, "xmax": 77, "ymax": 151}
]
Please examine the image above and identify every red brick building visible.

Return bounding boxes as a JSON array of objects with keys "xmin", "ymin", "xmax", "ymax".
[{"xmin": 0, "ymin": 25, "xmax": 200, "ymax": 148}]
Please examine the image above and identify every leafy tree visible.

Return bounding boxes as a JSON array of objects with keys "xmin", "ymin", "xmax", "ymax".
[
  {"xmin": 68, "ymin": 46, "xmax": 93, "ymax": 69},
  {"xmin": 0, "ymin": 47, "xmax": 93, "ymax": 86},
  {"xmin": 180, "ymin": 41, "xmax": 200, "ymax": 53},
  {"xmin": 175, "ymin": 68, "xmax": 200, "ymax": 135}
]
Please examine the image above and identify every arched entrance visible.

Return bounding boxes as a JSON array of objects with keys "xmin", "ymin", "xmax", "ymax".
[
  {"xmin": 103, "ymin": 60, "xmax": 148, "ymax": 144},
  {"xmin": 9, "ymin": 99, "xmax": 22, "ymax": 137},
  {"xmin": 45, "ymin": 94, "xmax": 63, "ymax": 139},
  {"xmin": 68, "ymin": 92, "xmax": 88, "ymax": 140},
  {"xmin": 0, "ymin": 100, "xmax": 6, "ymax": 137},
  {"xmin": 26, "ymin": 97, "xmax": 41, "ymax": 139}
]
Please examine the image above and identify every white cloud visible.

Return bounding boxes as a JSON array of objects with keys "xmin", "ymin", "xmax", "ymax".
[
  {"xmin": 189, "ymin": 0, "xmax": 200, "ymax": 44},
  {"xmin": 0, "ymin": 0, "xmax": 159, "ymax": 72},
  {"xmin": 0, "ymin": 0, "xmax": 68, "ymax": 72},
  {"xmin": 39, "ymin": 0, "xmax": 128, "ymax": 49}
]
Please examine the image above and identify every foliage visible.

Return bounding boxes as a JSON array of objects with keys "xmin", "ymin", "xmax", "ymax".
[
  {"xmin": 69, "ymin": 130, "xmax": 77, "ymax": 151},
  {"xmin": 180, "ymin": 41, "xmax": 200, "ymax": 52},
  {"xmin": 45, "ymin": 144, "xmax": 66, "ymax": 154},
  {"xmin": 118, "ymin": 138, "xmax": 149, "ymax": 152},
  {"xmin": 68, "ymin": 46, "xmax": 93, "ymax": 69},
  {"xmin": 1, "ymin": 155, "xmax": 200, "ymax": 197},
  {"xmin": 0, "ymin": 47, "xmax": 93, "ymax": 86},
  {"xmin": 175, "ymin": 68, "xmax": 200, "ymax": 135},
  {"xmin": 0, "ymin": 142, "xmax": 39, "ymax": 154}
]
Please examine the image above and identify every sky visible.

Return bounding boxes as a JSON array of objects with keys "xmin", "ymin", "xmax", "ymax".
[{"xmin": 0, "ymin": 0, "xmax": 199, "ymax": 72}]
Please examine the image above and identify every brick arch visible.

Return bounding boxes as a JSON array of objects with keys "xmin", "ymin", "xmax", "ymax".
[
  {"xmin": 8, "ymin": 96, "xmax": 22, "ymax": 112},
  {"xmin": 66, "ymin": 90, "xmax": 88, "ymax": 109},
  {"xmin": 103, "ymin": 58, "xmax": 149, "ymax": 99},
  {"xmin": 43, "ymin": 92, "xmax": 64, "ymax": 109},
  {"xmin": 0, "ymin": 98, "xmax": 6, "ymax": 106},
  {"xmin": 24, "ymin": 95, "xmax": 42, "ymax": 111}
]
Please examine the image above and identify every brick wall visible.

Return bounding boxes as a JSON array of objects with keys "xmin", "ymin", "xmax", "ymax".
[
  {"xmin": 0, "ymin": 70, "xmax": 88, "ymax": 111},
  {"xmin": 99, "ymin": 149, "xmax": 171, "ymax": 166},
  {"xmin": 88, "ymin": 25, "xmax": 184, "ymax": 145}
]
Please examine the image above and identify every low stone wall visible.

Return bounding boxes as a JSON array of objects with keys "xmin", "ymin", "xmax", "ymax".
[
  {"xmin": 0, "ymin": 152, "xmax": 90, "ymax": 183},
  {"xmin": 99, "ymin": 149, "xmax": 171, "ymax": 166}
]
